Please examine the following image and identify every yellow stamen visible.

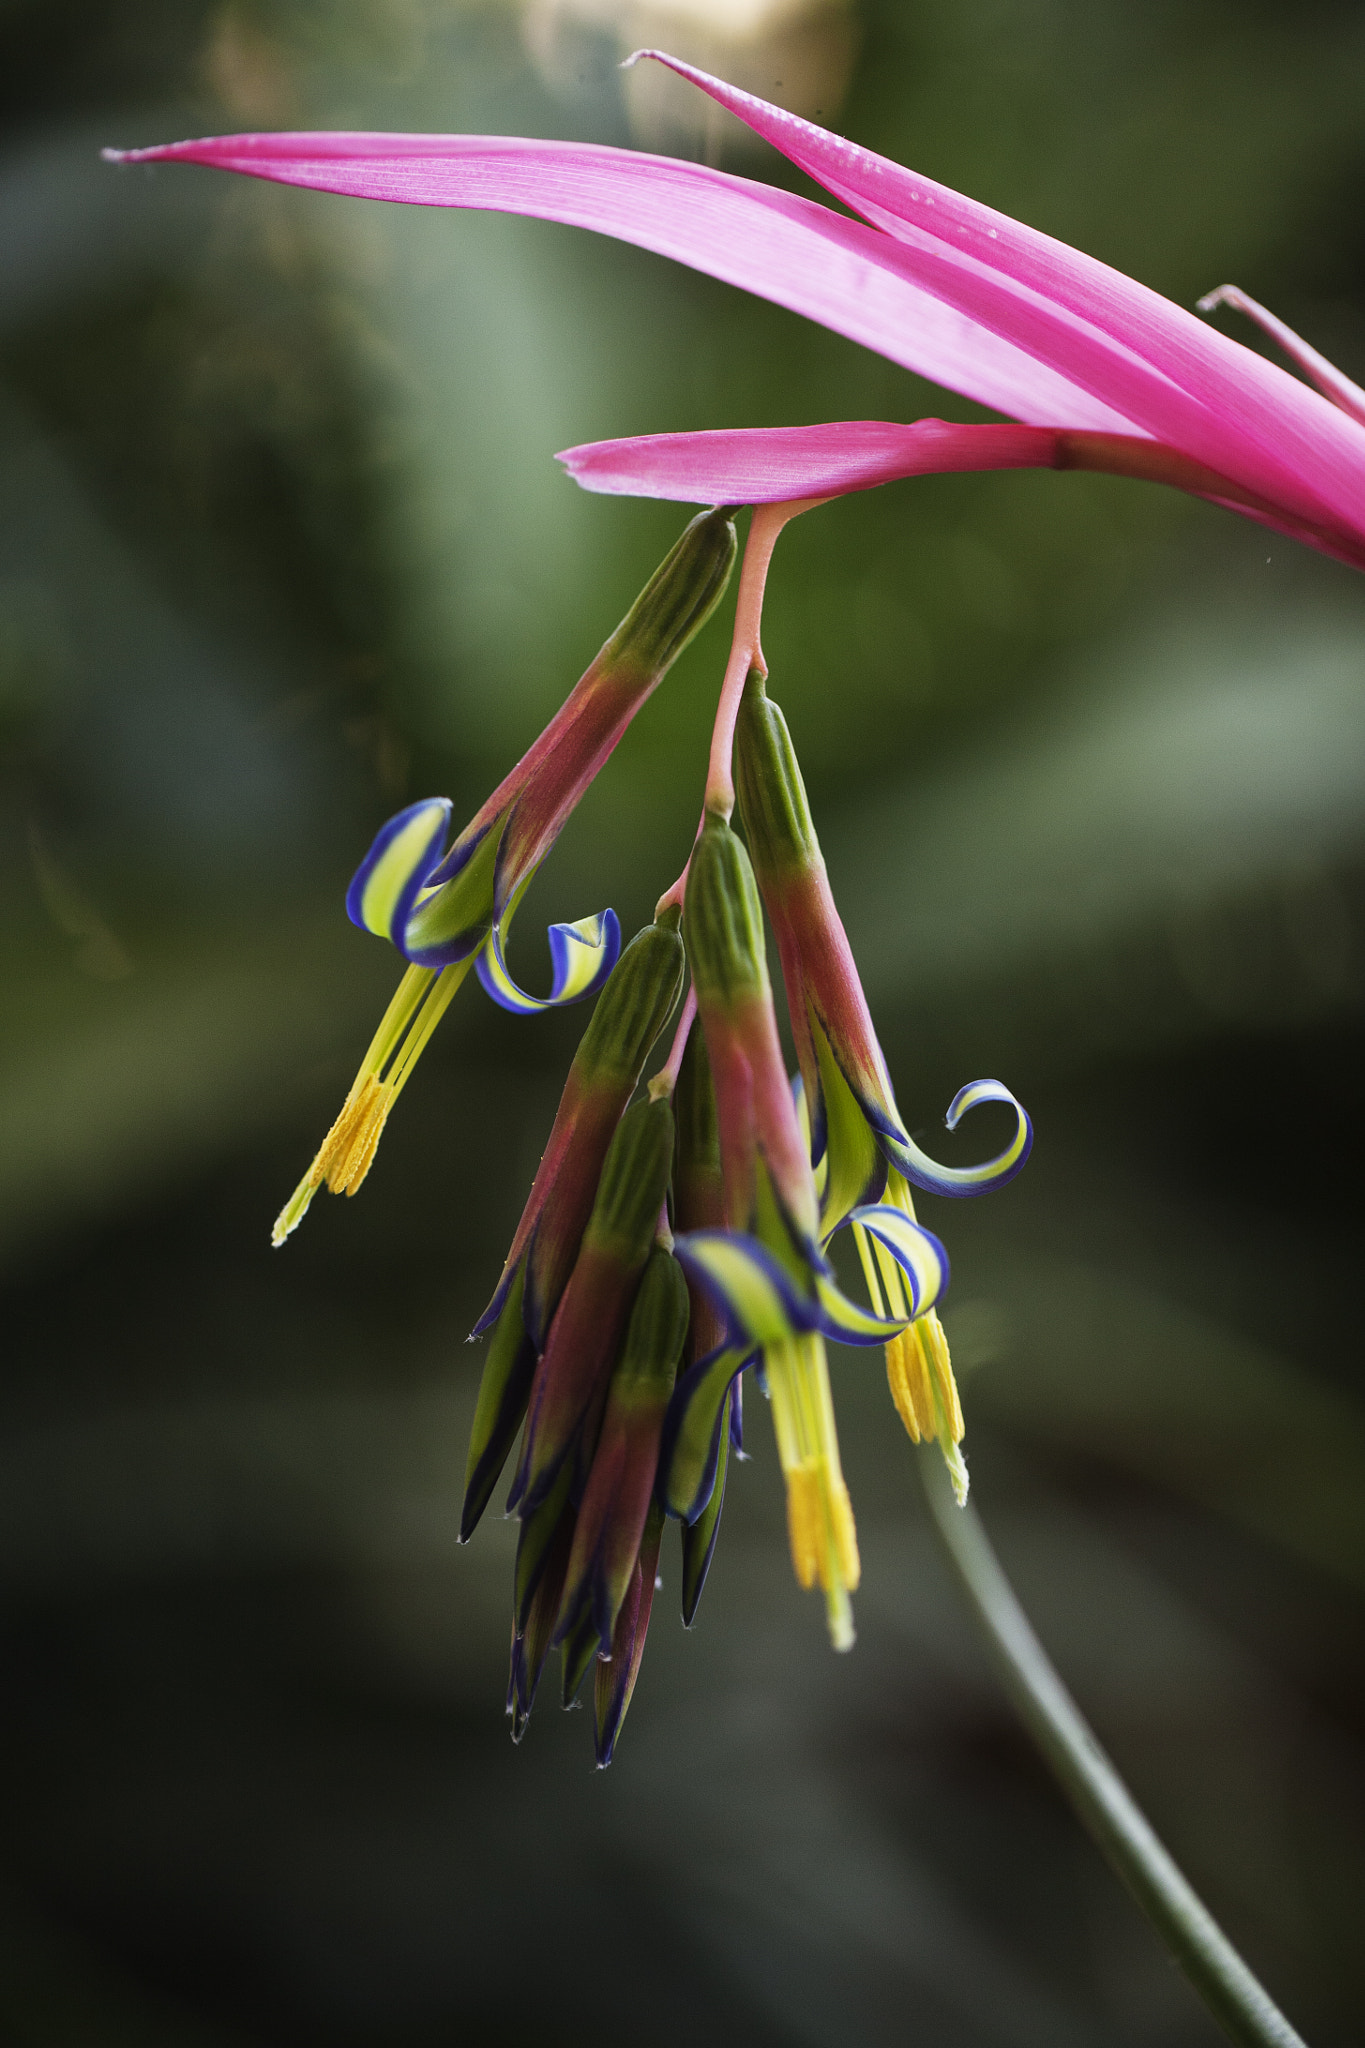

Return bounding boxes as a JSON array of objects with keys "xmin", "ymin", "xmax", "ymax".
[
  {"xmin": 765, "ymin": 1332, "xmax": 860, "ymax": 1650},
  {"xmin": 853, "ymin": 1218, "xmax": 886, "ymax": 1315},
  {"xmin": 885, "ymin": 1322, "xmax": 934, "ymax": 1441},
  {"xmin": 272, "ymin": 955, "xmax": 474, "ymax": 1245},
  {"xmin": 825, "ymin": 1471, "xmax": 861, "ymax": 1594},
  {"xmin": 783, "ymin": 1461, "xmax": 823, "ymax": 1590},
  {"xmin": 863, "ymin": 1173, "xmax": 970, "ymax": 1502},
  {"xmin": 316, "ymin": 1073, "xmax": 396, "ymax": 1195},
  {"xmin": 921, "ymin": 1308, "xmax": 965, "ymax": 1441},
  {"xmin": 920, "ymin": 1306, "xmax": 969, "ymax": 1504}
]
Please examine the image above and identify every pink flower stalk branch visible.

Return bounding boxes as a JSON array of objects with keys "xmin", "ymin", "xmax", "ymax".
[
  {"xmin": 647, "ymin": 983, "xmax": 697, "ymax": 1103},
  {"xmin": 651, "ymin": 494, "xmax": 826, "ymax": 928},
  {"xmin": 702, "ymin": 497, "xmax": 826, "ymax": 819}
]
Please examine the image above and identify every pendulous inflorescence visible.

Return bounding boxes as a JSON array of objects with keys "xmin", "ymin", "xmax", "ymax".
[{"xmin": 271, "ymin": 505, "xmax": 1030, "ymax": 1764}]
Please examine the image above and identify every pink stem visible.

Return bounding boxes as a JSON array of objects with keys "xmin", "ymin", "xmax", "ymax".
[
  {"xmin": 655, "ymin": 497, "xmax": 828, "ymax": 923},
  {"xmin": 649, "ymin": 985, "xmax": 697, "ymax": 1102},
  {"xmin": 703, "ymin": 498, "xmax": 827, "ymax": 820},
  {"xmin": 654, "ymin": 861, "xmax": 691, "ymax": 920}
]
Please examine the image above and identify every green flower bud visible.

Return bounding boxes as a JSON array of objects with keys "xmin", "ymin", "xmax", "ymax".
[
  {"xmin": 560, "ymin": 1608, "xmax": 600, "ymax": 1708},
  {"xmin": 513, "ymin": 1460, "xmax": 574, "ymax": 1631},
  {"xmin": 603, "ymin": 508, "xmax": 737, "ymax": 677},
  {"xmin": 610, "ymin": 1246, "xmax": 690, "ymax": 1402},
  {"xmin": 683, "ymin": 811, "xmax": 769, "ymax": 1005},
  {"xmin": 575, "ymin": 911, "xmax": 685, "ymax": 1087},
  {"xmin": 583, "ymin": 1096, "xmax": 675, "ymax": 1262},
  {"xmin": 673, "ymin": 1019, "xmax": 723, "ymax": 1235},
  {"xmin": 734, "ymin": 670, "xmax": 820, "ymax": 876},
  {"xmin": 461, "ymin": 1260, "xmax": 535, "ymax": 1540}
]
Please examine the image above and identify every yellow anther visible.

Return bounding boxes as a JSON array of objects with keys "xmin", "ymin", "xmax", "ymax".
[
  {"xmin": 272, "ymin": 957, "xmax": 474, "ymax": 1248},
  {"xmin": 783, "ymin": 1460, "xmax": 823, "ymax": 1590},
  {"xmin": 271, "ymin": 1075, "xmax": 396, "ymax": 1244},
  {"xmin": 884, "ymin": 1337, "xmax": 918, "ymax": 1438},
  {"xmin": 316, "ymin": 1073, "xmax": 396, "ymax": 1195},
  {"xmin": 766, "ymin": 1331, "xmax": 861, "ymax": 1646},
  {"xmin": 920, "ymin": 1308, "xmax": 964, "ymax": 1441},
  {"xmin": 883, "ymin": 1308, "xmax": 969, "ymax": 1503},
  {"xmin": 856, "ymin": 1173, "xmax": 970, "ymax": 1501},
  {"xmin": 885, "ymin": 1322, "xmax": 934, "ymax": 1441},
  {"xmin": 825, "ymin": 1469, "xmax": 861, "ymax": 1592}
]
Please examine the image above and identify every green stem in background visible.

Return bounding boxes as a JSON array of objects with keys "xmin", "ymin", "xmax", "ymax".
[{"xmin": 918, "ymin": 1451, "xmax": 1308, "ymax": 2048}]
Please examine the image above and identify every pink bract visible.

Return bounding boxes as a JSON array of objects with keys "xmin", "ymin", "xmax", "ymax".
[{"xmin": 107, "ymin": 51, "xmax": 1365, "ymax": 569}]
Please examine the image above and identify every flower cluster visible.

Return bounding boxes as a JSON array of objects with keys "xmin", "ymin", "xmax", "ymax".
[
  {"xmin": 265, "ymin": 494, "xmax": 1029, "ymax": 1762},
  {"xmin": 113, "ymin": 50, "xmax": 1365, "ymax": 1762}
]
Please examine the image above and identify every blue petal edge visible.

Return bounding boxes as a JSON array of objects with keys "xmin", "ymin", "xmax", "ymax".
[
  {"xmin": 477, "ymin": 907, "xmax": 622, "ymax": 1015},
  {"xmin": 870, "ymin": 1077, "xmax": 1033, "ymax": 1198},
  {"xmin": 658, "ymin": 1342, "xmax": 756, "ymax": 1524},
  {"xmin": 345, "ymin": 797, "xmax": 453, "ymax": 943}
]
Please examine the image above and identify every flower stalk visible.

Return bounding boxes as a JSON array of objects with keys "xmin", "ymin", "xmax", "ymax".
[{"xmin": 919, "ymin": 1450, "xmax": 1308, "ymax": 2048}]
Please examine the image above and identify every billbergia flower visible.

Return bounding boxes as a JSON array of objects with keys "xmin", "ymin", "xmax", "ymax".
[
  {"xmin": 123, "ymin": 45, "xmax": 1322, "ymax": 1738},
  {"xmin": 665, "ymin": 809, "xmax": 955, "ymax": 1648},
  {"xmin": 102, "ymin": 84, "xmax": 1365, "ymax": 2036},
  {"xmin": 733, "ymin": 664, "xmax": 1033, "ymax": 1504},
  {"xmin": 734, "ymin": 669, "xmax": 1031, "ymax": 1236},
  {"xmin": 108, "ymin": 53, "xmax": 1365, "ymax": 568},
  {"xmin": 270, "ymin": 508, "xmax": 734, "ymax": 1246}
]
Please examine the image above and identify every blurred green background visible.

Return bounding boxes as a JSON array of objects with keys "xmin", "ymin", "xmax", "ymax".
[{"xmin": 2, "ymin": 1, "xmax": 1363, "ymax": 2042}]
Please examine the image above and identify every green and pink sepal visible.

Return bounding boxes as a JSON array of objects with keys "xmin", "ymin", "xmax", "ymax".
[
  {"xmin": 593, "ymin": 1502, "xmax": 665, "ymax": 1768},
  {"xmin": 683, "ymin": 810, "xmax": 823, "ymax": 1261},
  {"xmin": 472, "ymin": 911, "xmax": 685, "ymax": 1348},
  {"xmin": 506, "ymin": 1096, "xmax": 674, "ymax": 1519},
  {"xmin": 734, "ymin": 671, "xmax": 1031, "ymax": 1230},
  {"xmin": 459, "ymin": 917, "xmax": 685, "ymax": 1541},
  {"xmin": 553, "ymin": 1245, "xmax": 689, "ymax": 1658}
]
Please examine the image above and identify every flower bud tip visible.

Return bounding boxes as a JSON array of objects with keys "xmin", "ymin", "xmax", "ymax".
[{"xmin": 603, "ymin": 506, "xmax": 737, "ymax": 678}]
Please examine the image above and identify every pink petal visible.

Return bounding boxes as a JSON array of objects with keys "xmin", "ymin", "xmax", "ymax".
[
  {"xmin": 558, "ymin": 418, "xmax": 1365, "ymax": 571},
  {"xmin": 104, "ymin": 131, "xmax": 1133, "ymax": 436},
  {"xmin": 635, "ymin": 53, "xmax": 1365, "ymax": 542},
  {"xmin": 559, "ymin": 418, "xmax": 1058, "ymax": 500}
]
